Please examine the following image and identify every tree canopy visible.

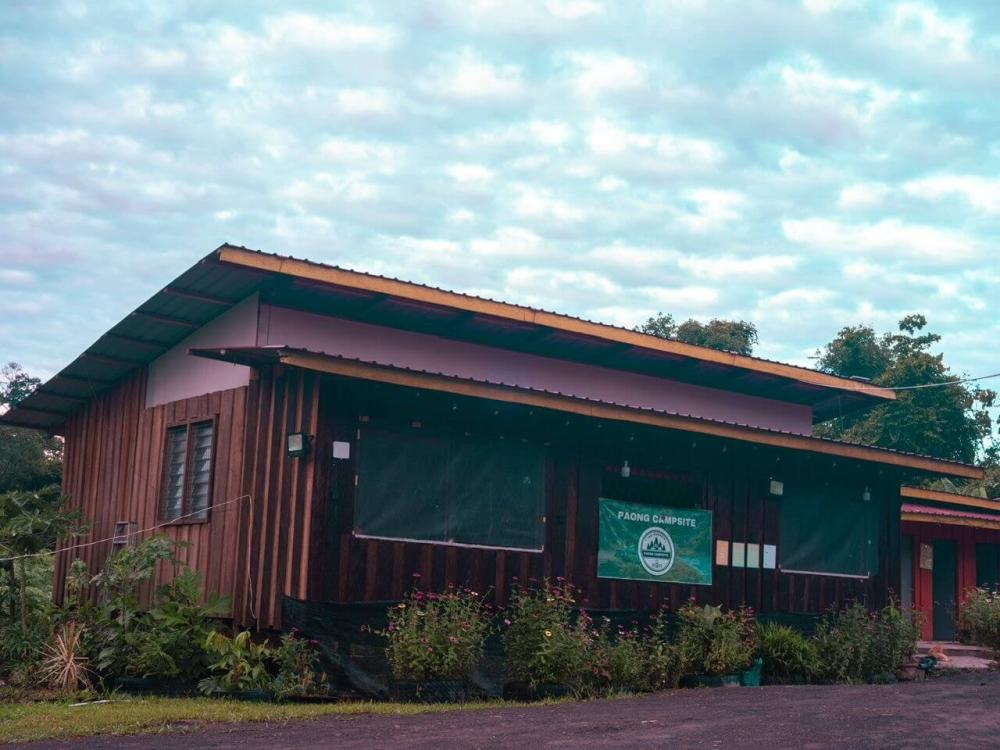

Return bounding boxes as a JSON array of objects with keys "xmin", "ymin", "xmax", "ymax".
[
  {"xmin": 637, "ymin": 313, "xmax": 759, "ymax": 356},
  {"xmin": 0, "ymin": 363, "xmax": 61, "ymax": 494},
  {"xmin": 815, "ymin": 315, "xmax": 997, "ymax": 467}
]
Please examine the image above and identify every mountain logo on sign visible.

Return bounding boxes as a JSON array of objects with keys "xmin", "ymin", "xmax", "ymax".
[{"xmin": 637, "ymin": 527, "xmax": 675, "ymax": 576}]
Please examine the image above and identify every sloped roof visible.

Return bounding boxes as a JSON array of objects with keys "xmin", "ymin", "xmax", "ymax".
[
  {"xmin": 188, "ymin": 344, "xmax": 982, "ymax": 479},
  {"xmin": 2, "ymin": 243, "xmax": 895, "ymax": 432}
]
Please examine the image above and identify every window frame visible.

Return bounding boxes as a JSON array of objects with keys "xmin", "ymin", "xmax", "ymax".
[{"xmin": 160, "ymin": 415, "xmax": 218, "ymax": 525}]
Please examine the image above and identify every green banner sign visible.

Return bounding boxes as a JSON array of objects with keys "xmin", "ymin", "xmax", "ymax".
[{"xmin": 597, "ymin": 498, "xmax": 713, "ymax": 585}]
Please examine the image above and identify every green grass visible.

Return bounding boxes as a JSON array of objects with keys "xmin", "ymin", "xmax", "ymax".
[{"xmin": 0, "ymin": 695, "xmax": 552, "ymax": 744}]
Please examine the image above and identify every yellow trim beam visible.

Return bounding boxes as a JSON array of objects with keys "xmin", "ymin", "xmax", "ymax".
[
  {"xmin": 901, "ymin": 486, "xmax": 1000, "ymax": 513},
  {"xmin": 276, "ymin": 350, "xmax": 980, "ymax": 479}
]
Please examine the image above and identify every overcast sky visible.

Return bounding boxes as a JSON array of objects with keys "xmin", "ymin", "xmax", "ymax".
[{"xmin": 1, "ymin": 1, "xmax": 998, "ymax": 385}]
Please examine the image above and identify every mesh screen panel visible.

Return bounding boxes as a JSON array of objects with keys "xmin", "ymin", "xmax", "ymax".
[
  {"xmin": 779, "ymin": 485, "xmax": 879, "ymax": 578},
  {"xmin": 354, "ymin": 426, "xmax": 545, "ymax": 550}
]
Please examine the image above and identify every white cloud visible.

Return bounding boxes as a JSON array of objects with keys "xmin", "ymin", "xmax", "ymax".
[
  {"xmin": 447, "ymin": 163, "xmax": 495, "ymax": 184},
  {"xmin": 645, "ymin": 285, "xmax": 720, "ymax": 309},
  {"xmin": 319, "ymin": 138, "xmax": 402, "ymax": 172},
  {"xmin": 568, "ymin": 52, "xmax": 647, "ymax": 100},
  {"xmin": 839, "ymin": 182, "xmax": 890, "ymax": 209},
  {"xmin": 421, "ymin": 50, "xmax": 525, "ymax": 103},
  {"xmin": 469, "ymin": 227, "xmax": 544, "ymax": 258},
  {"xmin": 586, "ymin": 118, "xmax": 722, "ymax": 171},
  {"xmin": 546, "ymin": 0, "xmax": 604, "ymax": 20},
  {"xmin": 0, "ymin": 269, "xmax": 36, "ymax": 285},
  {"xmin": 513, "ymin": 186, "xmax": 585, "ymax": 223},
  {"xmin": 904, "ymin": 175, "xmax": 1000, "ymax": 214},
  {"xmin": 679, "ymin": 189, "xmax": 746, "ymax": 232},
  {"xmin": 778, "ymin": 58, "xmax": 905, "ymax": 127},
  {"xmin": 218, "ymin": 13, "xmax": 396, "ymax": 62},
  {"xmin": 888, "ymin": 3, "xmax": 972, "ymax": 63},
  {"xmin": 678, "ymin": 254, "xmax": 799, "ymax": 280},
  {"xmin": 782, "ymin": 217, "xmax": 977, "ymax": 262},
  {"xmin": 802, "ymin": 0, "xmax": 859, "ymax": 13},
  {"xmin": 335, "ymin": 88, "xmax": 395, "ymax": 117}
]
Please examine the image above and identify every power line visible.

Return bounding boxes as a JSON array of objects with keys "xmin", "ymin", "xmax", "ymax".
[
  {"xmin": 856, "ymin": 371, "xmax": 1000, "ymax": 392},
  {"xmin": 0, "ymin": 493, "xmax": 251, "ymax": 564}
]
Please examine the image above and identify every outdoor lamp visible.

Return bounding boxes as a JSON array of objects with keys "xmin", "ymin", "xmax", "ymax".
[
  {"xmin": 287, "ymin": 432, "xmax": 311, "ymax": 459},
  {"xmin": 862, "ymin": 486, "xmax": 872, "ymax": 502},
  {"xmin": 621, "ymin": 460, "xmax": 631, "ymax": 478}
]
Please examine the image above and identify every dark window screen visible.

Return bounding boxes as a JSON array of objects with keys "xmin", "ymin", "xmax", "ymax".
[
  {"xmin": 354, "ymin": 426, "xmax": 545, "ymax": 551},
  {"xmin": 779, "ymin": 485, "xmax": 879, "ymax": 578}
]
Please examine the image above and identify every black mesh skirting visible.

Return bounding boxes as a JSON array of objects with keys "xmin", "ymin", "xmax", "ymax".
[{"xmin": 281, "ymin": 596, "xmax": 822, "ymax": 697}]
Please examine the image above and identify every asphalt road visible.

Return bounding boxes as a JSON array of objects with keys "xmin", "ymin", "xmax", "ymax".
[{"xmin": 16, "ymin": 671, "xmax": 1000, "ymax": 749}]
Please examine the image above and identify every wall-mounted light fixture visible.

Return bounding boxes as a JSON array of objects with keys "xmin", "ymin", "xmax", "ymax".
[
  {"xmin": 862, "ymin": 486, "xmax": 872, "ymax": 503},
  {"xmin": 620, "ymin": 460, "xmax": 631, "ymax": 478},
  {"xmin": 287, "ymin": 432, "xmax": 312, "ymax": 459}
]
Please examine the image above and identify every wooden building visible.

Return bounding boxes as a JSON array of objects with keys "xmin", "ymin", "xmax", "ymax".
[
  {"xmin": 900, "ymin": 486, "xmax": 1000, "ymax": 640},
  {"xmin": 2, "ymin": 244, "xmax": 983, "ymax": 633}
]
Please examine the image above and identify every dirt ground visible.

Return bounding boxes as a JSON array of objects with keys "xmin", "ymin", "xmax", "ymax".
[{"xmin": 15, "ymin": 671, "xmax": 1000, "ymax": 750}]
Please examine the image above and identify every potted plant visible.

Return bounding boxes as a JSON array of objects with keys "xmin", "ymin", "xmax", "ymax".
[
  {"xmin": 677, "ymin": 603, "xmax": 757, "ymax": 687},
  {"xmin": 380, "ymin": 584, "xmax": 490, "ymax": 702},
  {"xmin": 502, "ymin": 578, "xmax": 592, "ymax": 699}
]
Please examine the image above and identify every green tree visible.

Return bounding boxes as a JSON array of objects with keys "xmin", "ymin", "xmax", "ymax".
[
  {"xmin": 638, "ymin": 313, "xmax": 759, "ymax": 356},
  {"xmin": 816, "ymin": 316, "xmax": 996, "ymax": 466},
  {"xmin": 1, "ymin": 363, "xmax": 62, "ymax": 493},
  {"xmin": 0, "ymin": 363, "xmax": 76, "ymax": 630}
]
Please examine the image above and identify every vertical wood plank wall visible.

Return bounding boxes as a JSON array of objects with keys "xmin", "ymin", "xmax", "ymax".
[
  {"xmin": 237, "ymin": 366, "xmax": 327, "ymax": 629},
  {"xmin": 313, "ymin": 397, "xmax": 902, "ymax": 617},
  {"xmin": 57, "ymin": 364, "xmax": 905, "ymax": 632},
  {"xmin": 58, "ymin": 372, "xmax": 250, "ymax": 612}
]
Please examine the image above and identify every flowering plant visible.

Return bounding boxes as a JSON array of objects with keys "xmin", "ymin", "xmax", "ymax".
[
  {"xmin": 273, "ymin": 628, "xmax": 328, "ymax": 699},
  {"xmin": 380, "ymin": 582, "xmax": 491, "ymax": 682},
  {"xmin": 502, "ymin": 578, "xmax": 593, "ymax": 689}
]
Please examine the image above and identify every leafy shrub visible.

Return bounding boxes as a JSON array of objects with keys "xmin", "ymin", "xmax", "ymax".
[
  {"xmin": 0, "ymin": 621, "xmax": 47, "ymax": 675},
  {"xmin": 199, "ymin": 630, "xmax": 275, "ymax": 695},
  {"xmin": 273, "ymin": 629, "xmax": 329, "ymax": 699},
  {"xmin": 963, "ymin": 587, "xmax": 1000, "ymax": 655},
  {"xmin": 677, "ymin": 603, "xmax": 757, "ymax": 677},
  {"xmin": 812, "ymin": 603, "xmax": 872, "ymax": 683},
  {"xmin": 382, "ymin": 585, "xmax": 491, "ymax": 682},
  {"xmin": 869, "ymin": 601, "xmax": 919, "ymax": 678},
  {"xmin": 758, "ymin": 622, "xmax": 817, "ymax": 683},
  {"xmin": 589, "ymin": 610, "xmax": 680, "ymax": 694},
  {"xmin": 643, "ymin": 609, "xmax": 682, "ymax": 691},
  {"xmin": 503, "ymin": 579, "xmax": 592, "ymax": 689},
  {"xmin": 123, "ymin": 570, "xmax": 227, "ymax": 680},
  {"xmin": 812, "ymin": 601, "xmax": 919, "ymax": 683}
]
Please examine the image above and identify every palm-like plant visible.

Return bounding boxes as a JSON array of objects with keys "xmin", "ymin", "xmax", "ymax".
[{"xmin": 41, "ymin": 621, "xmax": 92, "ymax": 694}]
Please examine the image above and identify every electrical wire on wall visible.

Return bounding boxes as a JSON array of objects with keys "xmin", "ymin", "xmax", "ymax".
[{"xmin": 0, "ymin": 492, "xmax": 259, "ymax": 623}]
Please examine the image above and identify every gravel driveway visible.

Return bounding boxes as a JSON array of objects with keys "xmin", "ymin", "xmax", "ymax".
[{"xmin": 16, "ymin": 671, "xmax": 1000, "ymax": 750}]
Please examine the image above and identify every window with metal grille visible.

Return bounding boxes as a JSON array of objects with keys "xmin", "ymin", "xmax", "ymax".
[{"xmin": 161, "ymin": 420, "xmax": 215, "ymax": 522}]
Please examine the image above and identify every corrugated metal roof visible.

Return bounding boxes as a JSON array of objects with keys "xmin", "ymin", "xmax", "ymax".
[
  {"xmin": 902, "ymin": 503, "xmax": 1000, "ymax": 521},
  {"xmin": 189, "ymin": 344, "xmax": 981, "ymax": 478},
  {"xmin": 221, "ymin": 243, "xmax": 897, "ymax": 392},
  {"xmin": 1, "ymin": 243, "xmax": 896, "ymax": 432}
]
